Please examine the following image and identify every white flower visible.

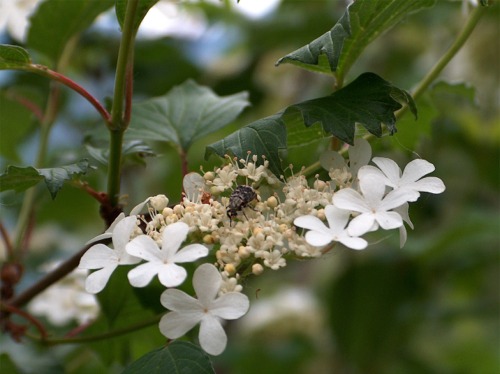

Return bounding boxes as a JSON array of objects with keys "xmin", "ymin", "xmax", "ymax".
[
  {"xmin": 0, "ymin": 0, "xmax": 40, "ymax": 42},
  {"xmin": 126, "ymin": 221, "xmax": 209, "ymax": 288},
  {"xmin": 333, "ymin": 174, "xmax": 419, "ymax": 237},
  {"xmin": 294, "ymin": 205, "xmax": 368, "ymax": 250},
  {"xmin": 79, "ymin": 216, "xmax": 141, "ymax": 294},
  {"xmin": 28, "ymin": 264, "xmax": 99, "ymax": 326},
  {"xmin": 360, "ymin": 158, "xmax": 445, "ymax": 197},
  {"xmin": 85, "ymin": 213, "xmax": 126, "ymax": 245},
  {"xmin": 159, "ymin": 263, "xmax": 250, "ymax": 356}
]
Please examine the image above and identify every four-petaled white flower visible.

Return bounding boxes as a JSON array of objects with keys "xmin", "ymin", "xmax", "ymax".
[
  {"xmin": 333, "ymin": 173, "xmax": 419, "ymax": 237},
  {"xmin": 359, "ymin": 157, "xmax": 446, "ymax": 197},
  {"xmin": 79, "ymin": 216, "xmax": 141, "ymax": 294},
  {"xmin": 126, "ymin": 221, "xmax": 209, "ymax": 288},
  {"xmin": 159, "ymin": 263, "xmax": 250, "ymax": 356},
  {"xmin": 294, "ymin": 205, "xmax": 368, "ymax": 250}
]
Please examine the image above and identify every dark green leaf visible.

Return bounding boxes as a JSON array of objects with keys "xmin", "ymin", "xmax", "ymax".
[
  {"xmin": 122, "ymin": 343, "xmax": 215, "ymax": 374},
  {"xmin": 38, "ymin": 160, "xmax": 93, "ymax": 199},
  {"xmin": 276, "ymin": 0, "xmax": 435, "ymax": 80},
  {"xmin": 0, "ymin": 44, "xmax": 32, "ymax": 69},
  {"xmin": 288, "ymin": 72, "xmax": 416, "ymax": 143},
  {"xmin": 27, "ymin": 0, "xmax": 113, "ymax": 62},
  {"xmin": 205, "ymin": 113, "xmax": 287, "ymax": 176},
  {"xmin": 275, "ymin": 10, "xmax": 350, "ymax": 74},
  {"xmin": 115, "ymin": 0, "xmax": 159, "ymax": 32},
  {"xmin": 0, "ymin": 166, "xmax": 43, "ymax": 193},
  {"xmin": 127, "ymin": 80, "xmax": 250, "ymax": 151},
  {"xmin": 205, "ymin": 73, "xmax": 416, "ymax": 176}
]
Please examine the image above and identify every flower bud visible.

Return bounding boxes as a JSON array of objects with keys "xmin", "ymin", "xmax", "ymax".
[{"xmin": 252, "ymin": 263, "xmax": 264, "ymax": 275}]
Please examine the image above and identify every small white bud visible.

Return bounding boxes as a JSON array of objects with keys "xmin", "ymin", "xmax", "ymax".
[{"xmin": 252, "ymin": 263, "xmax": 264, "ymax": 275}]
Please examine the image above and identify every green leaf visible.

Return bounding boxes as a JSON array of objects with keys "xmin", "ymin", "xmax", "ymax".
[
  {"xmin": 275, "ymin": 10, "xmax": 350, "ymax": 75},
  {"xmin": 122, "ymin": 343, "xmax": 215, "ymax": 374},
  {"xmin": 205, "ymin": 73, "xmax": 416, "ymax": 176},
  {"xmin": 27, "ymin": 0, "xmax": 113, "ymax": 62},
  {"xmin": 127, "ymin": 79, "xmax": 250, "ymax": 151},
  {"xmin": 205, "ymin": 113, "xmax": 287, "ymax": 177},
  {"xmin": 0, "ymin": 44, "xmax": 32, "ymax": 69},
  {"xmin": 115, "ymin": 0, "xmax": 159, "ymax": 33},
  {"xmin": 0, "ymin": 160, "xmax": 93, "ymax": 199},
  {"xmin": 0, "ymin": 166, "xmax": 43, "ymax": 194},
  {"xmin": 39, "ymin": 160, "xmax": 93, "ymax": 199},
  {"xmin": 276, "ymin": 0, "xmax": 435, "ymax": 81}
]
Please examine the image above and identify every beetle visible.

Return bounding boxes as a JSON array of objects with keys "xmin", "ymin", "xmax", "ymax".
[{"xmin": 226, "ymin": 185, "xmax": 257, "ymax": 225}]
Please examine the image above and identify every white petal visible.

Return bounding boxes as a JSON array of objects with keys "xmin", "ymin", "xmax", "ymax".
[
  {"xmin": 211, "ymin": 292, "xmax": 250, "ymax": 319},
  {"xmin": 85, "ymin": 212, "xmax": 125, "ymax": 245},
  {"xmin": 173, "ymin": 244, "xmax": 209, "ymax": 263},
  {"xmin": 130, "ymin": 198, "xmax": 150, "ymax": 216},
  {"xmin": 85, "ymin": 265, "xmax": 117, "ymax": 293},
  {"xmin": 161, "ymin": 222, "xmax": 189, "ymax": 258},
  {"xmin": 333, "ymin": 188, "xmax": 369, "ymax": 213},
  {"xmin": 359, "ymin": 174, "xmax": 386, "ymax": 206},
  {"xmin": 324, "ymin": 205, "xmax": 350, "ymax": 235},
  {"xmin": 410, "ymin": 177, "xmax": 445, "ymax": 194},
  {"xmin": 319, "ymin": 150, "xmax": 346, "ymax": 171},
  {"xmin": 375, "ymin": 211, "xmax": 403, "ymax": 230},
  {"xmin": 348, "ymin": 138, "xmax": 372, "ymax": 176},
  {"xmin": 294, "ymin": 215, "xmax": 330, "ymax": 234},
  {"xmin": 199, "ymin": 315, "xmax": 227, "ymax": 356},
  {"xmin": 160, "ymin": 288, "xmax": 200, "ymax": 311},
  {"xmin": 112, "ymin": 216, "xmax": 138, "ymax": 250},
  {"xmin": 127, "ymin": 262, "xmax": 163, "ymax": 287},
  {"xmin": 79, "ymin": 244, "xmax": 117, "ymax": 269},
  {"xmin": 157, "ymin": 263, "xmax": 188, "ymax": 288},
  {"xmin": 193, "ymin": 264, "xmax": 221, "ymax": 306},
  {"xmin": 399, "ymin": 225, "xmax": 408, "ymax": 248},
  {"xmin": 380, "ymin": 188, "xmax": 419, "ymax": 210},
  {"xmin": 371, "ymin": 157, "xmax": 401, "ymax": 184},
  {"xmin": 126, "ymin": 235, "xmax": 162, "ymax": 262},
  {"xmin": 347, "ymin": 213, "xmax": 375, "ymax": 237},
  {"xmin": 159, "ymin": 311, "xmax": 201, "ymax": 339},
  {"xmin": 338, "ymin": 235, "xmax": 368, "ymax": 250},
  {"xmin": 305, "ymin": 231, "xmax": 333, "ymax": 247},
  {"xmin": 401, "ymin": 159, "xmax": 435, "ymax": 183}
]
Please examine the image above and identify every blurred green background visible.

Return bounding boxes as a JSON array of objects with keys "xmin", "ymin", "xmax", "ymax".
[{"xmin": 0, "ymin": 1, "xmax": 498, "ymax": 373}]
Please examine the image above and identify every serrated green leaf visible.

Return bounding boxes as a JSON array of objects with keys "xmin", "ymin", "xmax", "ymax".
[
  {"xmin": 276, "ymin": 0, "xmax": 435, "ymax": 81},
  {"xmin": 122, "ymin": 343, "xmax": 215, "ymax": 374},
  {"xmin": 205, "ymin": 113, "xmax": 287, "ymax": 176},
  {"xmin": 38, "ymin": 160, "xmax": 93, "ymax": 199},
  {"xmin": 0, "ymin": 44, "xmax": 32, "ymax": 69},
  {"xmin": 205, "ymin": 73, "xmax": 416, "ymax": 176},
  {"xmin": 0, "ymin": 166, "xmax": 43, "ymax": 193},
  {"xmin": 275, "ymin": 10, "xmax": 350, "ymax": 74},
  {"xmin": 289, "ymin": 72, "xmax": 416, "ymax": 143},
  {"xmin": 27, "ymin": 0, "xmax": 113, "ymax": 62},
  {"xmin": 127, "ymin": 79, "xmax": 250, "ymax": 151},
  {"xmin": 115, "ymin": 0, "xmax": 159, "ymax": 32}
]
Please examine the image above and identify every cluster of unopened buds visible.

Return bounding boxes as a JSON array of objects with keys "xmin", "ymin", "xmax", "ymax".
[{"xmin": 74, "ymin": 138, "xmax": 445, "ymax": 355}]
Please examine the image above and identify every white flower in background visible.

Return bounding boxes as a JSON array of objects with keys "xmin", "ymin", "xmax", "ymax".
[
  {"xmin": 79, "ymin": 216, "xmax": 141, "ymax": 293},
  {"xmin": 333, "ymin": 173, "xmax": 419, "ymax": 237},
  {"xmin": 126, "ymin": 221, "xmax": 208, "ymax": 288},
  {"xmin": 159, "ymin": 263, "xmax": 250, "ymax": 356},
  {"xmin": 28, "ymin": 264, "xmax": 99, "ymax": 325},
  {"xmin": 294, "ymin": 205, "xmax": 368, "ymax": 250},
  {"xmin": 0, "ymin": 0, "xmax": 40, "ymax": 42},
  {"xmin": 360, "ymin": 157, "xmax": 446, "ymax": 197}
]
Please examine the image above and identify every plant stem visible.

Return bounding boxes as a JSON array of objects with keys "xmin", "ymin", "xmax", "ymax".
[{"xmin": 107, "ymin": 0, "xmax": 139, "ymax": 206}]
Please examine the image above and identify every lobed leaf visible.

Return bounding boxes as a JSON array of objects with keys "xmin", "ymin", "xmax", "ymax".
[
  {"xmin": 127, "ymin": 79, "xmax": 250, "ymax": 151},
  {"xmin": 122, "ymin": 343, "xmax": 215, "ymax": 374},
  {"xmin": 0, "ymin": 160, "xmax": 93, "ymax": 199},
  {"xmin": 205, "ymin": 73, "xmax": 416, "ymax": 176},
  {"xmin": 276, "ymin": 0, "xmax": 435, "ymax": 81}
]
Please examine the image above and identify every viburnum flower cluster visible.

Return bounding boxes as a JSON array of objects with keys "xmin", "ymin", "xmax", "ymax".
[{"xmin": 78, "ymin": 138, "xmax": 445, "ymax": 355}]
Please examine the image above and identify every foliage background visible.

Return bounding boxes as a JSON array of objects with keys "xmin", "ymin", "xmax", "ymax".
[{"xmin": 0, "ymin": 1, "xmax": 498, "ymax": 373}]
